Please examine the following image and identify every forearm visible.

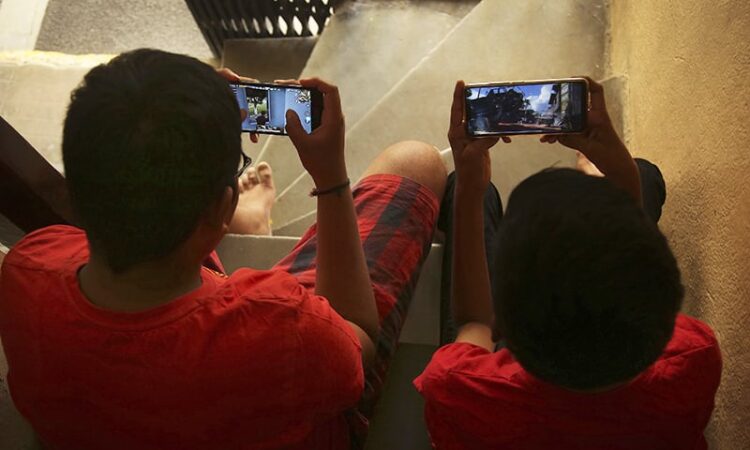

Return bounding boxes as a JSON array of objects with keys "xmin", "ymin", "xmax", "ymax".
[
  {"xmin": 451, "ymin": 188, "xmax": 494, "ymax": 327},
  {"xmin": 315, "ymin": 188, "xmax": 379, "ymax": 341},
  {"xmin": 586, "ymin": 134, "xmax": 642, "ymax": 205}
]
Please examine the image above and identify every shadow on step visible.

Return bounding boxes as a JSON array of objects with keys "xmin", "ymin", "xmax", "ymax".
[{"xmin": 365, "ymin": 343, "xmax": 437, "ymax": 450}]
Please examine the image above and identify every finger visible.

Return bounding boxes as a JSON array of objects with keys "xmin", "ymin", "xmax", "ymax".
[
  {"xmin": 238, "ymin": 76, "xmax": 259, "ymax": 84},
  {"xmin": 501, "ymin": 136, "xmax": 512, "ymax": 144},
  {"xmin": 250, "ymin": 133, "xmax": 259, "ymax": 143},
  {"xmin": 580, "ymin": 76, "xmax": 605, "ymax": 111},
  {"xmin": 285, "ymin": 109, "xmax": 306, "ymax": 146},
  {"xmin": 299, "ymin": 78, "xmax": 342, "ymax": 125},
  {"xmin": 450, "ymin": 80, "xmax": 466, "ymax": 130},
  {"xmin": 298, "ymin": 77, "xmax": 338, "ymax": 94},
  {"xmin": 274, "ymin": 79, "xmax": 300, "ymax": 86},
  {"xmin": 217, "ymin": 68, "xmax": 240, "ymax": 82}
]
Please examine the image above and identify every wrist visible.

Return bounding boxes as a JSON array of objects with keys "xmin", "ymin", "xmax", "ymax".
[
  {"xmin": 313, "ymin": 175, "xmax": 349, "ymax": 191},
  {"xmin": 455, "ymin": 184, "xmax": 488, "ymax": 202},
  {"xmin": 586, "ymin": 139, "xmax": 633, "ymax": 175},
  {"xmin": 310, "ymin": 179, "xmax": 350, "ymax": 197},
  {"xmin": 312, "ymin": 166, "xmax": 348, "ymax": 190}
]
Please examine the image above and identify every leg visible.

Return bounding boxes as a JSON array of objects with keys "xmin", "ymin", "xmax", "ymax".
[
  {"xmin": 227, "ymin": 162, "xmax": 276, "ymax": 235},
  {"xmin": 437, "ymin": 172, "xmax": 504, "ymax": 344},
  {"xmin": 359, "ymin": 140, "xmax": 447, "ymax": 200},
  {"xmin": 206, "ymin": 162, "xmax": 276, "ymax": 273},
  {"xmin": 272, "ymin": 141, "xmax": 445, "ymax": 442},
  {"xmin": 577, "ymin": 152, "xmax": 666, "ymax": 224}
]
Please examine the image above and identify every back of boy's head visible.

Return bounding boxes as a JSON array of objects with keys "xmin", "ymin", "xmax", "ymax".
[
  {"xmin": 493, "ymin": 168, "xmax": 683, "ymax": 390},
  {"xmin": 63, "ymin": 49, "xmax": 241, "ymax": 273}
]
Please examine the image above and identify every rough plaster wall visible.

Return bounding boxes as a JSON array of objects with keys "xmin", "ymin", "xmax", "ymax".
[{"xmin": 608, "ymin": 1, "xmax": 750, "ymax": 448}]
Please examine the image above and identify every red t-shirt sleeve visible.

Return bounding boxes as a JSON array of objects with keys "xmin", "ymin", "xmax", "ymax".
[
  {"xmin": 647, "ymin": 314, "xmax": 723, "ymax": 429},
  {"xmin": 414, "ymin": 343, "xmax": 495, "ymax": 450},
  {"xmin": 414, "ymin": 342, "xmax": 492, "ymax": 394}
]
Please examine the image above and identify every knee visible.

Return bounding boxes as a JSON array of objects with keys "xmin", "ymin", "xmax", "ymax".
[{"xmin": 373, "ymin": 140, "xmax": 447, "ymax": 199}]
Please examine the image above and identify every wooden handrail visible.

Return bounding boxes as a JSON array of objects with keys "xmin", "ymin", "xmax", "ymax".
[{"xmin": 0, "ymin": 116, "xmax": 75, "ymax": 234}]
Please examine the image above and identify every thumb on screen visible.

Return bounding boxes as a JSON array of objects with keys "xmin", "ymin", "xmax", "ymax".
[{"xmin": 286, "ymin": 109, "xmax": 305, "ymax": 144}]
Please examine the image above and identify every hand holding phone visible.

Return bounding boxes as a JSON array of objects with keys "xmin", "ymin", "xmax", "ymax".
[
  {"xmin": 539, "ymin": 77, "xmax": 642, "ymax": 204},
  {"xmin": 284, "ymin": 78, "xmax": 348, "ymax": 190},
  {"xmin": 217, "ymin": 68, "xmax": 261, "ymax": 143},
  {"xmin": 448, "ymin": 80, "xmax": 500, "ymax": 197},
  {"xmin": 539, "ymin": 78, "xmax": 620, "ymax": 154}
]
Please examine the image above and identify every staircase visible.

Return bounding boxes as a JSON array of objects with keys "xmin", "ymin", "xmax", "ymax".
[{"xmin": 0, "ymin": 0, "xmax": 609, "ymax": 448}]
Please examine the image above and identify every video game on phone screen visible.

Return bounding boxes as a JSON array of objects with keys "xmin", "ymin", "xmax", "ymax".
[
  {"xmin": 466, "ymin": 81, "xmax": 586, "ymax": 135},
  {"xmin": 230, "ymin": 84, "xmax": 313, "ymax": 134}
]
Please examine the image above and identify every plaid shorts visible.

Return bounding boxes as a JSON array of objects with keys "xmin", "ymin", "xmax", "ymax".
[{"xmin": 272, "ymin": 174, "xmax": 439, "ymax": 442}]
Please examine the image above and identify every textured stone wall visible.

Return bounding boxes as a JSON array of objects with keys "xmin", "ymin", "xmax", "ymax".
[{"xmin": 608, "ymin": 1, "xmax": 750, "ymax": 448}]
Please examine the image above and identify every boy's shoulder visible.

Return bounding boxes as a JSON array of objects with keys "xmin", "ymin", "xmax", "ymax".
[
  {"xmin": 4, "ymin": 225, "xmax": 87, "ymax": 272},
  {"xmin": 414, "ymin": 342, "xmax": 525, "ymax": 401},
  {"xmin": 662, "ymin": 314, "xmax": 720, "ymax": 357},
  {"xmin": 641, "ymin": 313, "xmax": 722, "ymax": 390}
]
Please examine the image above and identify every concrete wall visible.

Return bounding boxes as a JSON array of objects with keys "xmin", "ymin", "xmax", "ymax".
[{"xmin": 607, "ymin": 1, "xmax": 750, "ymax": 448}]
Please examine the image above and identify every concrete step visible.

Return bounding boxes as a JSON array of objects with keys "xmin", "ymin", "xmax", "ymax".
[
  {"xmin": 276, "ymin": 0, "xmax": 608, "ymax": 214},
  {"xmin": 271, "ymin": 209, "xmax": 317, "ymax": 238},
  {"xmin": 364, "ymin": 343, "xmax": 436, "ymax": 450},
  {"xmin": 257, "ymin": 1, "xmax": 475, "ymax": 230},
  {"xmin": 35, "ymin": 0, "xmax": 213, "ymax": 60},
  {"xmin": 216, "ymin": 234, "xmax": 443, "ymax": 346},
  {"xmin": 0, "ymin": 53, "xmax": 110, "ymax": 173},
  {"xmin": 222, "ymin": 37, "xmax": 317, "ymax": 84}
]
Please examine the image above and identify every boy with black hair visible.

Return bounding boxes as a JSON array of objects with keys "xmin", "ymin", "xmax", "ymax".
[
  {"xmin": 415, "ymin": 79, "xmax": 721, "ymax": 449},
  {"xmin": 0, "ymin": 49, "xmax": 447, "ymax": 449}
]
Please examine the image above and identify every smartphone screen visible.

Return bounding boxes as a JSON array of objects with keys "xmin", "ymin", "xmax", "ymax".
[
  {"xmin": 230, "ymin": 82, "xmax": 320, "ymax": 135},
  {"xmin": 465, "ymin": 79, "xmax": 588, "ymax": 136}
]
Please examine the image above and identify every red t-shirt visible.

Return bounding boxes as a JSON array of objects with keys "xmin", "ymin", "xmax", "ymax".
[
  {"xmin": 0, "ymin": 226, "xmax": 363, "ymax": 449},
  {"xmin": 415, "ymin": 315, "xmax": 721, "ymax": 450}
]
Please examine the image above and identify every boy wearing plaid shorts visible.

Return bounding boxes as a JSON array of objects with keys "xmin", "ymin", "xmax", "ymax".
[{"xmin": 0, "ymin": 49, "xmax": 445, "ymax": 449}]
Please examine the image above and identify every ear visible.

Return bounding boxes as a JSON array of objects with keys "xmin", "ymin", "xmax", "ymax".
[
  {"xmin": 215, "ymin": 182, "xmax": 240, "ymax": 230},
  {"xmin": 212, "ymin": 185, "xmax": 238, "ymax": 232},
  {"xmin": 189, "ymin": 185, "xmax": 238, "ymax": 257}
]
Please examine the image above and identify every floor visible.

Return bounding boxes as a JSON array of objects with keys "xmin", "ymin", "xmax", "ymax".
[{"xmin": 36, "ymin": 0, "xmax": 212, "ymax": 59}]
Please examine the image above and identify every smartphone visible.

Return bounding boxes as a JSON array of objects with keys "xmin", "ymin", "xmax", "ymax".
[
  {"xmin": 229, "ymin": 82, "xmax": 323, "ymax": 135},
  {"xmin": 465, "ymin": 78, "xmax": 589, "ymax": 137}
]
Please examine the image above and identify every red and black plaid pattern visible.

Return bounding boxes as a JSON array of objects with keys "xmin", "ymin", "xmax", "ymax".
[{"xmin": 273, "ymin": 173, "xmax": 439, "ymax": 442}]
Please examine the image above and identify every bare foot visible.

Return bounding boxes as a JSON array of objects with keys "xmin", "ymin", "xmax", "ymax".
[
  {"xmin": 228, "ymin": 162, "xmax": 275, "ymax": 235},
  {"xmin": 575, "ymin": 151, "xmax": 604, "ymax": 177}
]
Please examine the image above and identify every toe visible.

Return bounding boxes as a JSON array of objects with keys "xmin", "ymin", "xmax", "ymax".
[
  {"xmin": 256, "ymin": 162, "xmax": 275, "ymax": 189},
  {"xmin": 246, "ymin": 167, "xmax": 260, "ymax": 186},
  {"xmin": 239, "ymin": 173, "xmax": 251, "ymax": 191}
]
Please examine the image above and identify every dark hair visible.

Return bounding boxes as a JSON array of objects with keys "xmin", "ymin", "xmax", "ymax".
[
  {"xmin": 63, "ymin": 49, "xmax": 241, "ymax": 272},
  {"xmin": 493, "ymin": 169, "xmax": 683, "ymax": 390}
]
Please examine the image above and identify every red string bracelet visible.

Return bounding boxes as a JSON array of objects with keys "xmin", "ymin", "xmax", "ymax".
[{"xmin": 309, "ymin": 179, "xmax": 351, "ymax": 197}]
